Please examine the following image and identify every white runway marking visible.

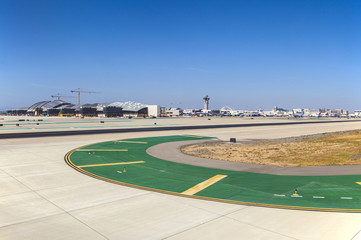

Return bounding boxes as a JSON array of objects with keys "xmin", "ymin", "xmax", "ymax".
[{"xmin": 313, "ymin": 196, "xmax": 325, "ymax": 199}]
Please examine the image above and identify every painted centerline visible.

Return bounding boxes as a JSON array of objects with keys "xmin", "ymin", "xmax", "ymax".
[
  {"xmin": 76, "ymin": 149, "xmax": 128, "ymax": 152},
  {"xmin": 65, "ymin": 135, "xmax": 361, "ymax": 213},
  {"xmin": 182, "ymin": 175, "xmax": 228, "ymax": 196},
  {"xmin": 181, "ymin": 135, "xmax": 207, "ymax": 138},
  {"xmin": 116, "ymin": 140, "xmax": 148, "ymax": 144},
  {"xmin": 79, "ymin": 161, "xmax": 145, "ymax": 168}
]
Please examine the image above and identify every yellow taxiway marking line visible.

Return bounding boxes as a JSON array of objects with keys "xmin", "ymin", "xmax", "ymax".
[
  {"xmin": 116, "ymin": 141, "xmax": 148, "ymax": 144},
  {"xmin": 182, "ymin": 175, "xmax": 228, "ymax": 195},
  {"xmin": 356, "ymin": 182, "xmax": 361, "ymax": 185},
  {"xmin": 78, "ymin": 161, "xmax": 145, "ymax": 168},
  {"xmin": 76, "ymin": 149, "xmax": 128, "ymax": 151},
  {"xmin": 181, "ymin": 135, "xmax": 205, "ymax": 138}
]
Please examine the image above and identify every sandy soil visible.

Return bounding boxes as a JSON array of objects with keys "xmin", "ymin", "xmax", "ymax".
[{"xmin": 181, "ymin": 130, "xmax": 361, "ymax": 167}]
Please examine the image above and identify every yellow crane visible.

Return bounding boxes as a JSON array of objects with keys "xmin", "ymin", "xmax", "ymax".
[
  {"xmin": 70, "ymin": 88, "xmax": 99, "ymax": 105},
  {"xmin": 51, "ymin": 93, "xmax": 76, "ymax": 101}
]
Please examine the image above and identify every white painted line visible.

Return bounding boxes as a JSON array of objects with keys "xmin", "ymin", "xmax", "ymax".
[
  {"xmin": 341, "ymin": 197, "xmax": 353, "ymax": 200},
  {"xmin": 313, "ymin": 196, "xmax": 325, "ymax": 199},
  {"xmin": 291, "ymin": 195, "xmax": 303, "ymax": 198},
  {"xmin": 117, "ymin": 171, "xmax": 122, "ymax": 174},
  {"xmin": 274, "ymin": 194, "xmax": 285, "ymax": 197}
]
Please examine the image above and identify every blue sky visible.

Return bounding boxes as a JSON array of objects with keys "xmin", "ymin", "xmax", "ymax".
[{"xmin": 1, "ymin": 0, "xmax": 360, "ymax": 111}]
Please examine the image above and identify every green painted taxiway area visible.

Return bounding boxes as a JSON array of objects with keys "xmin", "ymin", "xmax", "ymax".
[{"xmin": 66, "ymin": 135, "xmax": 361, "ymax": 212}]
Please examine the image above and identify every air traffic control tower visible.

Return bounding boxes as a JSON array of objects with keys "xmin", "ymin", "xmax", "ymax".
[{"xmin": 203, "ymin": 95, "xmax": 210, "ymax": 110}]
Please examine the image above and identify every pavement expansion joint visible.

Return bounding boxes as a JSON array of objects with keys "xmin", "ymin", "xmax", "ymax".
[{"xmin": 224, "ymin": 210, "xmax": 299, "ymax": 240}]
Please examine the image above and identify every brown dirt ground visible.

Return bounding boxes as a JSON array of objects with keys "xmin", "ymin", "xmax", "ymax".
[{"xmin": 180, "ymin": 130, "xmax": 361, "ymax": 167}]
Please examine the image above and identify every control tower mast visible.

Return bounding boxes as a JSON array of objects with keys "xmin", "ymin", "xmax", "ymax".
[{"xmin": 203, "ymin": 95, "xmax": 210, "ymax": 110}]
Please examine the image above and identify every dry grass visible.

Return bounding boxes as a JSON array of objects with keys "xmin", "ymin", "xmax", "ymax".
[{"xmin": 181, "ymin": 130, "xmax": 361, "ymax": 167}]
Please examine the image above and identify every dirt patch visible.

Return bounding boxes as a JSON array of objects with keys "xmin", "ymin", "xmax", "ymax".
[{"xmin": 180, "ymin": 130, "xmax": 361, "ymax": 167}]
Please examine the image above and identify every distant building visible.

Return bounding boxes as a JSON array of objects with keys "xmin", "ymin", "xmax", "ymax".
[
  {"xmin": 6, "ymin": 100, "xmax": 161, "ymax": 118},
  {"xmin": 163, "ymin": 108, "xmax": 182, "ymax": 117},
  {"xmin": 182, "ymin": 109, "xmax": 194, "ymax": 115},
  {"xmin": 203, "ymin": 95, "xmax": 210, "ymax": 110},
  {"xmin": 292, "ymin": 109, "xmax": 304, "ymax": 117},
  {"xmin": 303, "ymin": 109, "xmax": 318, "ymax": 117},
  {"xmin": 273, "ymin": 106, "xmax": 288, "ymax": 112},
  {"xmin": 354, "ymin": 110, "xmax": 361, "ymax": 117},
  {"xmin": 59, "ymin": 105, "xmax": 78, "ymax": 116},
  {"xmin": 103, "ymin": 105, "xmax": 123, "ymax": 117},
  {"xmin": 6, "ymin": 108, "xmax": 28, "ymax": 116},
  {"xmin": 27, "ymin": 100, "xmax": 73, "ymax": 116},
  {"xmin": 80, "ymin": 103, "xmax": 100, "ymax": 117},
  {"xmin": 330, "ymin": 109, "xmax": 348, "ymax": 116},
  {"xmin": 272, "ymin": 106, "xmax": 289, "ymax": 116},
  {"xmin": 317, "ymin": 108, "xmax": 348, "ymax": 117},
  {"xmin": 147, "ymin": 105, "xmax": 161, "ymax": 117}
]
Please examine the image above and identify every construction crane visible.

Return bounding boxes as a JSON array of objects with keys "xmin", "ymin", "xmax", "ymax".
[
  {"xmin": 70, "ymin": 88, "xmax": 99, "ymax": 105},
  {"xmin": 51, "ymin": 93, "xmax": 76, "ymax": 101}
]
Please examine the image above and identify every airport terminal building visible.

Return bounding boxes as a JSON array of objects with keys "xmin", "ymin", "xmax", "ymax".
[{"xmin": 6, "ymin": 100, "xmax": 161, "ymax": 118}]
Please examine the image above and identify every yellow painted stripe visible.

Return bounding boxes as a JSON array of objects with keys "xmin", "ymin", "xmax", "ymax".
[
  {"xmin": 66, "ymin": 149, "xmax": 361, "ymax": 213},
  {"xmin": 356, "ymin": 182, "xmax": 361, "ymax": 185},
  {"xmin": 182, "ymin": 135, "xmax": 205, "ymax": 138},
  {"xmin": 116, "ymin": 141, "xmax": 148, "ymax": 144},
  {"xmin": 76, "ymin": 149, "xmax": 128, "ymax": 152},
  {"xmin": 182, "ymin": 175, "xmax": 227, "ymax": 195},
  {"xmin": 78, "ymin": 161, "xmax": 144, "ymax": 168}
]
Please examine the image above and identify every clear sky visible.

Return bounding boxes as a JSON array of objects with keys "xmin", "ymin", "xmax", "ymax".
[{"xmin": 1, "ymin": 0, "xmax": 360, "ymax": 111}]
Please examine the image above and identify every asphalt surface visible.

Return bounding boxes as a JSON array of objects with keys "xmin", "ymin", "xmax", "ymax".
[{"xmin": 0, "ymin": 119, "xmax": 359, "ymax": 139}]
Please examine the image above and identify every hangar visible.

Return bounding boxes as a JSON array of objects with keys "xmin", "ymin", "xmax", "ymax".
[
  {"xmin": 26, "ymin": 100, "xmax": 74, "ymax": 116},
  {"xmin": 6, "ymin": 100, "xmax": 160, "ymax": 118}
]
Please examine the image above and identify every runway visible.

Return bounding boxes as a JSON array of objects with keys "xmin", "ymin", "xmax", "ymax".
[
  {"xmin": 1, "ymin": 118, "xmax": 361, "ymax": 239},
  {"xmin": 0, "ymin": 118, "xmax": 359, "ymax": 139}
]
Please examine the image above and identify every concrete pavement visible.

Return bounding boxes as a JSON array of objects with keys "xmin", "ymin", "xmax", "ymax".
[{"xmin": 1, "ymin": 119, "xmax": 361, "ymax": 239}]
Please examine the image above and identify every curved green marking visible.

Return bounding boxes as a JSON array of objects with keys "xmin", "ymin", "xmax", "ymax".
[{"xmin": 66, "ymin": 135, "xmax": 361, "ymax": 212}]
